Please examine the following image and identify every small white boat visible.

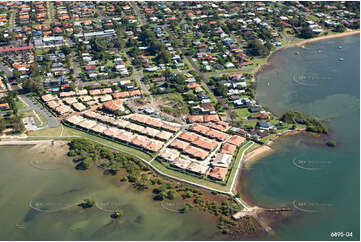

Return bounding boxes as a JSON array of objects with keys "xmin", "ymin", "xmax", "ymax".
[
  {"xmin": 295, "ymin": 51, "xmax": 300, "ymax": 55},
  {"xmin": 338, "ymin": 58, "xmax": 344, "ymax": 61},
  {"xmin": 338, "ymin": 46, "xmax": 342, "ymax": 49}
]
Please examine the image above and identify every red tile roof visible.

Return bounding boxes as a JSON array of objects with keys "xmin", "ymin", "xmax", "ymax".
[
  {"xmin": 192, "ymin": 136, "xmax": 218, "ymax": 151},
  {"xmin": 178, "ymin": 131, "xmax": 199, "ymax": 142},
  {"xmin": 206, "ymin": 129, "xmax": 229, "ymax": 141},
  {"xmin": 227, "ymin": 135, "xmax": 246, "ymax": 147},
  {"xmin": 169, "ymin": 139, "xmax": 189, "ymax": 151},
  {"xmin": 208, "ymin": 167, "xmax": 228, "ymax": 181},
  {"xmin": 0, "ymin": 44, "xmax": 34, "ymax": 53},
  {"xmin": 220, "ymin": 143, "xmax": 237, "ymax": 155},
  {"xmin": 184, "ymin": 146, "xmax": 208, "ymax": 160}
]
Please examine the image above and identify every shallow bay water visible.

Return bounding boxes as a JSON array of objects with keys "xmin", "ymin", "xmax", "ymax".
[
  {"xmin": 0, "ymin": 146, "xmax": 227, "ymax": 240},
  {"xmin": 246, "ymin": 34, "xmax": 360, "ymax": 240}
]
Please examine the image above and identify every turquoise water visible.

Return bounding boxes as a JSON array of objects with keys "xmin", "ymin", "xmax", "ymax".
[
  {"xmin": 0, "ymin": 145, "xmax": 227, "ymax": 240},
  {"xmin": 247, "ymin": 34, "xmax": 360, "ymax": 240}
]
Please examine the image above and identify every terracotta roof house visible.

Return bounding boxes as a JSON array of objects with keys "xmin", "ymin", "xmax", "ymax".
[
  {"xmin": 103, "ymin": 127, "xmax": 121, "ymax": 138},
  {"xmin": 59, "ymin": 91, "xmax": 76, "ymax": 97},
  {"xmin": 187, "ymin": 115, "xmax": 204, "ymax": 123},
  {"xmin": 127, "ymin": 123, "xmax": 145, "ymax": 133},
  {"xmin": 103, "ymin": 99, "xmax": 124, "ymax": 112},
  {"xmin": 145, "ymin": 118, "xmax": 163, "ymax": 129},
  {"xmin": 89, "ymin": 89, "xmax": 101, "ymax": 96},
  {"xmin": 178, "ymin": 131, "xmax": 199, "ymax": 143},
  {"xmin": 156, "ymin": 130, "xmax": 173, "ymax": 141},
  {"xmin": 209, "ymin": 122, "xmax": 227, "ymax": 131},
  {"xmin": 90, "ymin": 124, "xmax": 107, "ymax": 134},
  {"xmin": 142, "ymin": 126, "xmax": 160, "ymax": 137},
  {"xmin": 63, "ymin": 97, "xmax": 77, "ymax": 105},
  {"xmin": 55, "ymin": 105, "xmax": 72, "ymax": 115},
  {"xmin": 169, "ymin": 139, "xmax": 190, "ymax": 151},
  {"xmin": 203, "ymin": 114, "xmax": 220, "ymax": 123},
  {"xmin": 208, "ymin": 167, "xmax": 228, "ymax": 181},
  {"xmin": 189, "ymin": 123, "xmax": 210, "ymax": 134},
  {"xmin": 72, "ymin": 102, "xmax": 87, "ymax": 112},
  {"xmin": 187, "ymin": 83, "xmax": 200, "ymax": 89},
  {"xmin": 161, "ymin": 123, "xmax": 180, "ymax": 133},
  {"xmin": 220, "ymin": 143, "xmax": 237, "ymax": 155},
  {"xmin": 192, "ymin": 136, "xmax": 218, "ymax": 151},
  {"xmin": 78, "ymin": 119, "xmax": 97, "ymax": 130},
  {"xmin": 76, "ymin": 89, "xmax": 88, "ymax": 96},
  {"xmin": 184, "ymin": 146, "xmax": 209, "ymax": 160},
  {"xmin": 116, "ymin": 130, "xmax": 134, "ymax": 143},
  {"xmin": 47, "ymin": 100, "xmax": 61, "ymax": 109},
  {"xmin": 130, "ymin": 114, "xmax": 149, "ymax": 124},
  {"xmin": 101, "ymin": 88, "xmax": 113, "ymax": 94},
  {"xmin": 66, "ymin": 114, "xmax": 85, "ymax": 125},
  {"xmin": 42, "ymin": 94, "xmax": 55, "ymax": 102},
  {"xmin": 145, "ymin": 140, "xmax": 164, "ymax": 152},
  {"xmin": 112, "ymin": 91, "xmax": 129, "ymax": 99},
  {"xmin": 227, "ymin": 135, "xmax": 246, "ymax": 147},
  {"xmin": 115, "ymin": 119, "xmax": 131, "ymax": 129},
  {"xmin": 250, "ymin": 113, "xmax": 269, "ymax": 120},
  {"xmin": 206, "ymin": 129, "xmax": 229, "ymax": 141},
  {"xmin": 99, "ymin": 95, "xmax": 113, "ymax": 103},
  {"xmin": 131, "ymin": 135, "xmax": 150, "ymax": 148}
]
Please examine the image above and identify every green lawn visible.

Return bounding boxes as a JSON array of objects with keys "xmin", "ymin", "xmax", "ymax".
[
  {"xmin": 15, "ymin": 97, "xmax": 28, "ymax": 110},
  {"xmin": 232, "ymin": 107, "xmax": 251, "ymax": 119},
  {"xmin": 28, "ymin": 125, "xmax": 64, "ymax": 137}
]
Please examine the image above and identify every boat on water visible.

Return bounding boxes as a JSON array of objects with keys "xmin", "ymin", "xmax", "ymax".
[
  {"xmin": 338, "ymin": 58, "xmax": 344, "ymax": 61},
  {"xmin": 295, "ymin": 51, "xmax": 300, "ymax": 55},
  {"xmin": 338, "ymin": 45, "xmax": 342, "ymax": 49}
]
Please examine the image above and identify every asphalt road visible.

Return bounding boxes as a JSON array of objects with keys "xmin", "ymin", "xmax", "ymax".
[{"xmin": 20, "ymin": 95, "xmax": 60, "ymax": 129}]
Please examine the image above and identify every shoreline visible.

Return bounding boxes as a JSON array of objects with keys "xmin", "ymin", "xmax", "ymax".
[
  {"xmin": 242, "ymin": 129, "xmax": 305, "ymax": 167},
  {"xmin": 253, "ymin": 30, "xmax": 360, "ymax": 81},
  {"xmin": 233, "ymin": 31, "xmax": 361, "ymax": 226}
]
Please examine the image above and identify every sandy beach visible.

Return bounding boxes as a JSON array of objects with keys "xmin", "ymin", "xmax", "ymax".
[
  {"xmin": 0, "ymin": 139, "xmax": 69, "ymax": 157},
  {"xmin": 284, "ymin": 30, "xmax": 360, "ymax": 48},
  {"xmin": 243, "ymin": 145, "xmax": 273, "ymax": 167}
]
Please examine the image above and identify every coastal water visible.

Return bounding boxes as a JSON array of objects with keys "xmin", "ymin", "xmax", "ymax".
[
  {"xmin": 0, "ymin": 145, "xmax": 227, "ymax": 240},
  {"xmin": 247, "ymin": 34, "xmax": 360, "ymax": 240}
]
